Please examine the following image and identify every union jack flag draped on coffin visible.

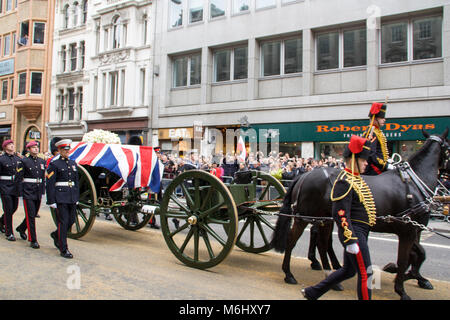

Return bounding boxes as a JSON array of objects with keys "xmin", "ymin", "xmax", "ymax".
[{"xmin": 68, "ymin": 142, "xmax": 163, "ymax": 192}]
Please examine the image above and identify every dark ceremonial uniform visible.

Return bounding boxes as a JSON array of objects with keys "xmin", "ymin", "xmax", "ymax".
[
  {"xmin": 364, "ymin": 102, "xmax": 389, "ymax": 176},
  {"xmin": 365, "ymin": 125, "xmax": 389, "ymax": 175},
  {"xmin": 0, "ymin": 152, "xmax": 23, "ymax": 238},
  {"xmin": 46, "ymin": 155, "xmax": 79, "ymax": 254},
  {"xmin": 16, "ymin": 154, "xmax": 46, "ymax": 244},
  {"xmin": 303, "ymin": 135, "xmax": 375, "ymax": 300}
]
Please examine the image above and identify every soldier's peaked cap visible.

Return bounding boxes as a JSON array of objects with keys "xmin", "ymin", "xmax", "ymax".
[{"xmin": 55, "ymin": 139, "xmax": 72, "ymax": 150}]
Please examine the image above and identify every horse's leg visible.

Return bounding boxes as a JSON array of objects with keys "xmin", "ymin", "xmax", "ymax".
[
  {"xmin": 327, "ymin": 224, "xmax": 342, "ymax": 270},
  {"xmin": 282, "ymin": 218, "xmax": 308, "ymax": 285},
  {"xmin": 394, "ymin": 235, "xmax": 416, "ymax": 300},
  {"xmin": 405, "ymin": 235, "xmax": 433, "ymax": 290},
  {"xmin": 307, "ymin": 224, "xmax": 322, "ymax": 270},
  {"xmin": 317, "ymin": 223, "xmax": 344, "ymax": 291}
]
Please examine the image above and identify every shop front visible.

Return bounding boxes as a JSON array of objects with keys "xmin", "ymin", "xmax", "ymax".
[{"xmin": 251, "ymin": 116, "xmax": 450, "ymax": 160}]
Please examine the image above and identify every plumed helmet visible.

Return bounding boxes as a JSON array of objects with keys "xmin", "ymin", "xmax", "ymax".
[
  {"xmin": 368, "ymin": 102, "xmax": 387, "ymax": 118},
  {"xmin": 343, "ymin": 135, "xmax": 371, "ymax": 160}
]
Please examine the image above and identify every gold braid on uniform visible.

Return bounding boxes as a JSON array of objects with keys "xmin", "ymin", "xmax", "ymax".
[
  {"xmin": 331, "ymin": 170, "xmax": 377, "ymax": 227},
  {"xmin": 373, "ymin": 127, "xmax": 389, "ymax": 163}
]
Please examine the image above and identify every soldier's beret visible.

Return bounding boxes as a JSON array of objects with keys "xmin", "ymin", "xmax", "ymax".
[
  {"xmin": 2, "ymin": 139, "xmax": 13, "ymax": 149},
  {"xmin": 26, "ymin": 140, "xmax": 39, "ymax": 149}
]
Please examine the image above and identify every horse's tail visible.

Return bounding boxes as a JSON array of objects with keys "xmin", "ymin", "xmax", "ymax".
[{"xmin": 271, "ymin": 174, "xmax": 302, "ymax": 253}]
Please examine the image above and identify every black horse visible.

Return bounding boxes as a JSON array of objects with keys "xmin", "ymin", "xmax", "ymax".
[{"xmin": 271, "ymin": 129, "xmax": 449, "ymax": 300}]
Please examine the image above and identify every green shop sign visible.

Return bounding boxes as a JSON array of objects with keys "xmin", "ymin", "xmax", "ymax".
[{"xmin": 250, "ymin": 117, "xmax": 450, "ymax": 142}]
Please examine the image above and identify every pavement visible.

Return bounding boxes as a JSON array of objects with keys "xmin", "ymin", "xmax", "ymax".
[{"xmin": 428, "ymin": 217, "xmax": 450, "ymax": 233}]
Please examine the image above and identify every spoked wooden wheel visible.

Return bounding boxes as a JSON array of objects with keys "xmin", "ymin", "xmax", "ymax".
[
  {"xmin": 234, "ymin": 171, "xmax": 286, "ymax": 253},
  {"xmin": 114, "ymin": 189, "xmax": 153, "ymax": 231},
  {"xmin": 160, "ymin": 170, "xmax": 238, "ymax": 269},
  {"xmin": 50, "ymin": 165, "xmax": 97, "ymax": 239}
]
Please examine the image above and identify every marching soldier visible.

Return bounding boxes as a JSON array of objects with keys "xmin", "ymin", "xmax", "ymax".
[
  {"xmin": 46, "ymin": 139, "xmax": 79, "ymax": 258},
  {"xmin": 302, "ymin": 135, "xmax": 376, "ymax": 300},
  {"xmin": 364, "ymin": 102, "xmax": 394, "ymax": 175},
  {"xmin": 16, "ymin": 141, "xmax": 46, "ymax": 249},
  {"xmin": 0, "ymin": 139, "xmax": 24, "ymax": 241}
]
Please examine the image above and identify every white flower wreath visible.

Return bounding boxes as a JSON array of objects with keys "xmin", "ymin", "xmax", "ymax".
[{"xmin": 82, "ymin": 129, "xmax": 121, "ymax": 144}]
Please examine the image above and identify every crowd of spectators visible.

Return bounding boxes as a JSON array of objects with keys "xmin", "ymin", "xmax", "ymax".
[{"xmin": 159, "ymin": 150, "xmax": 345, "ymax": 184}]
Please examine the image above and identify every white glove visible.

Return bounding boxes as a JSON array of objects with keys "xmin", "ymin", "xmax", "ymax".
[
  {"xmin": 49, "ymin": 203, "xmax": 57, "ymax": 209},
  {"xmin": 346, "ymin": 243, "xmax": 360, "ymax": 255},
  {"xmin": 387, "ymin": 164, "xmax": 395, "ymax": 170}
]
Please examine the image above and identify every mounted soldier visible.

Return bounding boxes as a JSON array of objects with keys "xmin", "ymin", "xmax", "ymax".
[{"xmin": 364, "ymin": 102, "xmax": 394, "ymax": 175}]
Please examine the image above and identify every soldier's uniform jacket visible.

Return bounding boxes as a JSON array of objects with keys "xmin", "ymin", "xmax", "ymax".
[
  {"xmin": 46, "ymin": 156, "xmax": 79, "ymax": 204},
  {"xmin": 331, "ymin": 169, "xmax": 376, "ymax": 246},
  {"xmin": 367, "ymin": 126, "xmax": 389, "ymax": 175},
  {"xmin": 0, "ymin": 152, "xmax": 23, "ymax": 195},
  {"xmin": 22, "ymin": 155, "xmax": 46, "ymax": 200}
]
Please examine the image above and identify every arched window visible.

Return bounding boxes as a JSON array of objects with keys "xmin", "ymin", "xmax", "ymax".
[
  {"xmin": 82, "ymin": 0, "xmax": 88, "ymax": 24},
  {"xmin": 73, "ymin": 2, "xmax": 79, "ymax": 27},
  {"xmin": 63, "ymin": 4, "xmax": 69, "ymax": 28},
  {"xmin": 112, "ymin": 16, "xmax": 121, "ymax": 49}
]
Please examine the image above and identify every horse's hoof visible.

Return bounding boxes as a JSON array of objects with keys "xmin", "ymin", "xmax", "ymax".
[
  {"xmin": 284, "ymin": 276, "xmax": 298, "ymax": 285},
  {"xmin": 383, "ymin": 263, "xmax": 398, "ymax": 274},
  {"xmin": 331, "ymin": 283, "xmax": 344, "ymax": 291},
  {"xmin": 418, "ymin": 280, "xmax": 433, "ymax": 290},
  {"xmin": 400, "ymin": 294, "xmax": 412, "ymax": 300},
  {"xmin": 310, "ymin": 261, "xmax": 322, "ymax": 271}
]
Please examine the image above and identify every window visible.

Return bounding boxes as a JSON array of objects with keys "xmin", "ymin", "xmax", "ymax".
[
  {"xmin": 261, "ymin": 38, "xmax": 302, "ymax": 76},
  {"xmin": 413, "ymin": 16, "xmax": 442, "ymax": 60},
  {"xmin": 317, "ymin": 27, "xmax": 366, "ymax": 70},
  {"xmin": 210, "ymin": 0, "xmax": 226, "ymax": 19},
  {"xmin": 172, "ymin": 53, "xmax": 201, "ymax": 87},
  {"xmin": 109, "ymin": 71, "xmax": 119, "ymax": 106},
  {"xmin": 80, "ymin": 41, "xmax": 85, "ymax": 69},
  {"xmin": 140, "ymin": 68, "xmax": 146, "ymax": 105},
  {"xmin": 381, "ymin": 16, "xmax": 442, "ymax": 64},
  {"xmin": 343, "ymin": 28, "xmax": 366, "ymax": 67},
  {"xmin": 3, "ymin": 34, "xmax": 10, "ymax": 56},
  {"xmin": 112, "ymin": 16, "xmax": 121, "ymax": 49},
  {"xmin": 61, "ymin": 45, "xmax": 67, "ymax": 72},
  {"xmin": 70, "ymin": 43, "xmax": 77, "ymax": 71},
  {"xmin": 381, "ymin": 22, "xmax": 407, "ymax": 63},
  {"xmin": 317, "ymin": 32, "xmax": 339, "ymax": 70},
  {"xmin": 284, "ymin": 38, "xmax": 302, "ymax": 73},
  {"xmin": 142, "ymin": 15, "xmax": 148, "ymax": 45},
  {"xmin": 1, "ymin": 81, "xmax": 8, "ymax": 100},
  {"xmin": 82, "ymin": 0, "xmax": 88, "ymax": 24},
  {"xmin": 33, "ymin": 22, "xmax": 45, "ymax": 44},
  {"xmin": 78, "ymin": 87, "xmax": 83, "ymax": 119},
  {"xmin": 213, "ymin": 46, "xmax": 248, "ymax": 82},
  {"xmin": 19, "ymin": 21, "xmax": 29, "ymax": 46},
  {"xmin": 68, "ymin": 88, "xmax": 75, "ymax": 120},
  {"xmin": 0, "ymin": 0, "xmax": 2, "ymax": 14},
  {"xmin": 12, "ymin": 33, "xmax": 15, "ymax": 54},
  {"xmin": 189, "ymin": 0, "xmax": 203, "ymax": 23},
  {"xmin": 73, "ymin": 2, "xmax": 79, "ymax": 27},
  {"xmin": 58, "ymin": 89, "xmax": 64, "ymax": 121},
  {"xmin": 169, "ymin": 0, "xmax": 183, "ymax": 28},
  {"xmin": 256, "ymin": 0, "xmax": 276, "ymax": 10},
  {"xmin": 6, "ymin": 0, "xmax": 11, "ymax": 11},
  {"xmin": 9, "ymin": 79, "xmax": 13, "ymax": 100},
  {"xmin": 63, "ymin": 5, "xmax": 69, "ymax": 29},
  {"xmin": 233, "ymin": 0, "xmax": 249, "ymax": 14},
  {"xmin": 18, "ymin": 72, "xmax": 26, "ymax": 95},
  {"xmin": 30, "ymin": 72, "xmax": 42, "ymax": 94}
]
